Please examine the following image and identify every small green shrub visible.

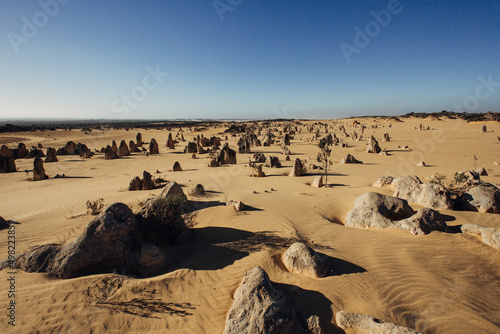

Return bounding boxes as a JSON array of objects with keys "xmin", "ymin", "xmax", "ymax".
[{"xmin": 86, "ymin": 198, "xmax": 104, "ymax": 215}]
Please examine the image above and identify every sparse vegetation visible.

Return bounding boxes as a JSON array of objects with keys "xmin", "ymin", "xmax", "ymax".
[
  {"xmin": 86, "ymin": 198, "xmax": 105, "ymax": 215},
  {"xmin": 148, "ymin": 194, "xmax": 196, "ymax": 230},
  {"xmin": 83, "ymin": 273, "xmax": 124, "ymax": 304}
]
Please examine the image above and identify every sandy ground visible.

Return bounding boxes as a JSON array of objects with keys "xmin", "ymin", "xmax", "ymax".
[{"xmin": 0, "ymin": 117, "xmax": 499, "ymax": 333}]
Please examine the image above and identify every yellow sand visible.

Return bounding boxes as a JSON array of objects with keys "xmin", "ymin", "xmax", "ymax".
[{"xmin": 0, "ymin": 117, "xmax": 499, "ymax": 333}]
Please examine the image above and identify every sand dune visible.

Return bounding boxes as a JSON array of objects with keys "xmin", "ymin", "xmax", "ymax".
[{"xmin": 1, "ymin": 117, "xmax": 499, "ymax": 333}]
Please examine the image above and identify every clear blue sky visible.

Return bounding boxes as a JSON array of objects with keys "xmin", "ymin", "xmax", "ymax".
[{"xmin": 1, "ymin": 0, "xmax": 499, "ymax": 120}]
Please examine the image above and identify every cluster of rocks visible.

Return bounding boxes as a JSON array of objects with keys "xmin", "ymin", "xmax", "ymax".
[
  {"xmin": 209, "ymin": 144, "xmax": 237, "ymax": 167},
  {"xmin": 128, "ymin": 171, "xmax": 159, "ymax": 191},
  {"xmin": 1, "ymin": 182, "xmax": 192, "ymax": 278}
]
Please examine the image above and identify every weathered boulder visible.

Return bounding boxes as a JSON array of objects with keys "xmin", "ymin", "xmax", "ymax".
[
  {"xmin": 104, "ymin": 145, "xmax": 119, "ymax": 160},
  {"xmin": 26, "ymin": 148, "xmax": 46, "ymax": 159},
  {"xmin": 282, "ymin": 243, "xmax": 331, "ymax": 278},
  {"xmin": 13, "ymin": 143, "xmax": 28, "ymax": 159},
  {"xmin": 223, "ymin": 267, "xmax": 306, "ymax": 334},
  {"xmin": 264, "ymin": 156, "xmax": 281, "ymax": 168},
  {"xmin": 167, "ymin": 133, "xmax": 175, "ymax": 149},
  {"xmin": 0, "ymin": 155, "xmax": 17, "ymax": 173},
  {"xmin": 336, "ymin": 311, "xmax": 421, "ymax": 334},
  {"xmin": 339, "ymin": 154, "xmax": 362, "ymax": 164},
  {"xmin": 117, "ymin": 140, "xmax": 130, "ymax": 157},
  {"xmin": 173, "ymin": 161, "xmax": 182, "ymax": 171},
  {"xmin": 33, "ymin": 157, "xmax": 48, "ymax": 181},
  {"xmin": 476, "ymin": 167, "xmax": 488, "ymax": 176},
  {"xmin": 111, "ymin": 140, "xmax": 118, "ymax": 153},
  {"xmin": 218, "ymin": 145, "xmax": 237, "ymax": 165},
  {"xmin": 284, "ymin": 133, "xmax": 291, "ymax": 146},
  {"xmin": 253, "ymin": 153, "xmax": 266, "ymax": 163},
  {"xmin": 289, "ymin": 158, "xmax": 305, "ymax": 177},
  {"xmin": 252, "ymin": 165, "xmax": 265, "ymax": 177},
  {"xmin": 461, "ymin": 224, "xmax": 500, "ymax": 250},
  {"xmin": 149, "ymin": 138, "xmax": 159, "ymax": 155},
  {"xmin": 311, "ymin": 175, "xmax": 324, "ymax": 188},
  {"xmin": 45, "ymin": 148, "xmax": 58, "ymax": 163},
  {"xmin": 142, "ymin": 171, "xmax": 156, "ymax": 190},
  {"xmin": 392, "ymin": 175, "xmax": 452, "ymax": 210},
  {"xmin": 227, "ymin": 200, "xmax": 245, "ymax": 211},
  {"xmin": 138, "ymin": 243, "xmax": 168, "ymax": 277},
  {"xmin": 159, "ymin": 181, "xmax": 187, "ymax": 200},
  {"xmin": 188, "ymin": 184, "xmax": 205, "ymax": 196},
  {"xmin": 129, "ymin": 140, "xmax": 141, "ymax": 153},
  {"xmin": 346, "ymin": 192, "xmax": 449, "ymax": 235},
  {"xmin": 0, "ymin": 145, "xmax": 14, "ymax": 157},
  {"xmin": 185, "ymin": 142, "xmax": 197, "ymax": 153},
  {"xmin": 128, "ymin": 176, "xmax": 143, "ymax": 191},
  {"xmin": 2, "ymin": 203, "xmax": 143, "ymax": 278},
  {"xmin": 136, "ymin": 133, "xmax": 143, "ymax": 147},
  {"xmin": 65, "ymin": 141, "xmax": 77, "ymax": 155},
  {"xmin": 366, "ymin": 135, "xmax": 381, "ymax": 153},
  {"xmin": 372, "ymin": 176, "xmax": 394, "ymax": 188},
  {"xmin": 458, "ymin": 184, "xmax": 500, "ymax": 213},
  {"xmin": 452, "ymin": 170, "xmax": 481, "ymax": 189}
]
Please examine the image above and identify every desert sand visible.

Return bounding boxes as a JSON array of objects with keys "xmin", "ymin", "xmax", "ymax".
[{"xmin": 0, "ymin": 117, "xmax": 499, "ymax": 333}]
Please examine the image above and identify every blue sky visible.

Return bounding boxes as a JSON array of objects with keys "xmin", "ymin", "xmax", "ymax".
[{"xmin": 0, "ymin": 0, "xmax": 499, "ymax": 120}]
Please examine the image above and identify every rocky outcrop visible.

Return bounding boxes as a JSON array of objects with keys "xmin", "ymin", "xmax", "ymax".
[
  {"xmin": 0, "ymin": 203, "xmax": 161, "ymax": 278},
  {"xmin": 159, "ymin": 181, "xmax": 187, "ymax": 201},
  {"xmin": 339, "ymin": 154, "xmax": 362, "ymax": 164},
  {"xmin": 227, "ymin": 200, "xmax": 245, "ymax": 211},
  {"xmin": 167, "ymin": 133, "xmax": 175, "ymax": 149},
  {"xmin": 366, "ymin": 135, "xmax": 381, "ymax": 153},
  {"xmin": 264, "ymin": 156, "xmax": 281, "ymax": 168},
  {"xmin": 118, "ymin": 140, "xmax": 130, "ymax": 157},
  {"xmin": 104, "ymin": 146, "xmax": 119, "ymax": 160},
  {"xmin": 149, "ymin": 139, "xmax": 159, "ymax": 155},
  {"xmin": 173, "ymin": 161, "xmax": 182, "ymax": 171},
  {"xmin": 252, "ymin": 165, "xmax": 265, "ymax": 177},
  {"xmin": 0, "ymin": 145, "xmax": 14, "ymax": 158},
  {"xmin": 128, "ymin": 171, "xmax": 156, "ymax": 191},
  {"xmin": 26, "ymin": 148, "xmax": 46, "ymax": 159},
  {"xmin": 13, "ymin": 143, "xmax": 28, "ymax": 159},
  {"xmin": 311, "ymin": 175, "xmax": 324, "ymax": 188},
  {"xmin": 345, "ymin": 192, "xmax": 449, "ymax": 235},
  {"xmin": 372, "ymin": 176, "xmax": 394, "ymax": 188},
  {"xmin": 0, "ymin": 155, "xmax": 16, "ymax": 173},
  {"xmin": 452, "ymin": 170, "xmax": 481, "ymax": 189},
  {"xmin": 253, "ymin": 153, "xmax": 266, "ymax": 163},
  {"xmin": 129, "ymin": 140, "xmax": 141, "ymax": 153},
  {"xmin": 188, "ymin": 184, "xmax": 205, "ymax": 196},
  {"xmin": 336, "ymin": 311, "xmax": 421, "ymax": 334},
  {"xmin": 218, "ymin": 145, "xmax": 237, "ymax": 165},
  {"xmin": 136, "ymin": 133, "xmax": 143, "ymax": 147},
  {"xmin": 282, "ymin": 243, "xmax": 331, "ymax": 278},
  {"xmin": 33, "ymin": 157, "xmax": 48, "ymax": 181},
  {"xmin": 223, "ymin": 267, "xmax": 306, "ymax": 334},
  {"xmin": 392, "ymin": 175, "xmax": 452, "ymax": 210},
  {"xmin": 45, "ymin": 148, "xmax": 58, "ymax": 163},
  {"xmin": 458, "ymin": 184, "xmax": 500, "ymax": 213},
  {"xmin": 289, "ymin": 158, "xmax": 305, "ymax": 177},
  {"xmin": 461, "ymin": 224, "xmax": 500, "ymax": 250}
]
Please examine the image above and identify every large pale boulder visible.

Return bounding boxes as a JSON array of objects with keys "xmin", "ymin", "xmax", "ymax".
[
  {"xmin": 282, "ymin": 243, "xmax": 331, "ymax": 278},
  {"xmin": 461, "ymin": 224, "xmax": 500, "ymax": 249},
  {"xmin": 345, "ymin": 192, "xmax": 448, "ymax": 235},
  {"xmin": 372, "ymin": 176, "xmax": 394, "ymax": 188},
  {"xmin": 223, "ymin": 267, "xmax": 306, "ymax": 334},
  {"xmin": 392, "ymin": 176, "xmax": 452, "ymax": 210},
  {"xmin": 159, "ymin": 181, "xmax": 187, "ymax": 200},
  {"xmin": 311, "ymin": 175, "xmax": 324, "ymax": 188},
  {"xmin": 336, "ymin": 311, "xmax": 421, "ymax": 334},
  {"xmin": 458, "ymin": 184, "xmax": 500, "ymax": 214}
]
